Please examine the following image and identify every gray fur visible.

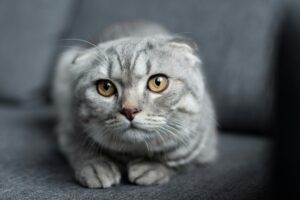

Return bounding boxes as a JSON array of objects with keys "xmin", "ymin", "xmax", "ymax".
[{"xmin": 52, "ymin": 21, "xmax": 217, "ymax": 188}]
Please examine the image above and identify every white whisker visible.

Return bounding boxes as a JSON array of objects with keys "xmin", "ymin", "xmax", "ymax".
[
  {"xmin": 60, "ymin": 38, "xmax": 106, "ymax": 65},
  {"xmin": 159, "ymin": 126, "xmax": 189, "ymax": 147},
  {"xmin": 60, "ymin": 38, "xmax": 98, "ymax": 48}
]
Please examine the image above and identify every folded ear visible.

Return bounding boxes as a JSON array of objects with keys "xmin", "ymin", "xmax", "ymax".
[
  {"xmin": 55, "ymin": 47, "xmax": 84, "ymax": 67},
  {"xmin": 167, "ymin": 36, "xmax": 198, "ymax": 52},
  {"xmin": 166, "ymin": 36, "xmax": 202, "ymax": 67},
  {"xmin": 54, "ymin": 47, "xmax": 96, "ymax": 82},
  {"xmin": 71, "ymin": 48, "xmax": 95, "ymax": 64}
]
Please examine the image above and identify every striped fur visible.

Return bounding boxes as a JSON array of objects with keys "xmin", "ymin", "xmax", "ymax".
[{"xmin": 52, "ymin": 21, "xmax": 217, "ymax": 188}]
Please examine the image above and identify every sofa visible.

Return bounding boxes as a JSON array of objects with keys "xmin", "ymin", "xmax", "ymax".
[{"xmin": 1, "ymin": 0, "xmax": 299, "ymax": 199}]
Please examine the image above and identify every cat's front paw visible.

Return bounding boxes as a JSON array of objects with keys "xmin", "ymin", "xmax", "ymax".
[
  {"xmin": 128, "ymin": 161, "xmax": 172, "ymax": 185},
  {"xmin": 75, "ymin": 159, "xmax": 121, "ymax": 188}
]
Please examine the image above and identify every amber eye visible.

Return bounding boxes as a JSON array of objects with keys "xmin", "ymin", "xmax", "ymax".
[
  {"xmin": 96, "ymin": 80, "xmax": 116, "ymax": 97},
  {"xmin": 147, "ymin": 74, "xmax": 169, "ymax": 93}
]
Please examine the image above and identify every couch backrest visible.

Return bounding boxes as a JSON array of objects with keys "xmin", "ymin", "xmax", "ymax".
[
  {"xmin": 0, "ymin": 0, "xmax": 74, "ymax": 102},
  {"xmin": 67, "ymin": 0, "xmax": 282, "ymax": 133}
]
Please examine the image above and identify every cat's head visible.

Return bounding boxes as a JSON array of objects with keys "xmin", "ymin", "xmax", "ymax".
[{"xmin": 70, "ymin": 35, "xmax": 205, "ymax": 152}]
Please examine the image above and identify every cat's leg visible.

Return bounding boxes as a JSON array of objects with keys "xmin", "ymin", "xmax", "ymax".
[
  {"xmin": 74, "ymin": 156, "xmax": 121, "ymax": 188},
  {"xmin": 128, "ymin": 160, "xmax": 174, "ymax": 185},
  {"xmin": 58, "ymin": 132, "xmax": 121, "ymax": 188}
]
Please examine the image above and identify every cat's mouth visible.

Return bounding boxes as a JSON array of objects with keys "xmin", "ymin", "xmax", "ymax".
[
  {"xmin": 126, "ymin": 122, "xmax": 146, "ymax": 131},
  {"xmin": 121, "ymin": 124, "xmax": 157, "ymax": 142},
  {"xmin": 123, "ymin": 121, "xmax": 156, "ymax": 133}
]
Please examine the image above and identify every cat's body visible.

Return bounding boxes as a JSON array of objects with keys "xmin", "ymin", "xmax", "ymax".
[{"xmin": 52, "ymin": 21, "xmax": 217, "ymax": 188}]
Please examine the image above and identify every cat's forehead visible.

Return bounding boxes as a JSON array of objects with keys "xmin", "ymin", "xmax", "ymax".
[
  {"xmin": 88, "ymin": 36, "xmax": 199, "ymax": 84},
  {"xmin": 104, "ymin": 38, "xmax": 158, "ymax": 59},
  {"xmin": 101, "ymin": 37, "xmax": 161, "ymax": 81}
]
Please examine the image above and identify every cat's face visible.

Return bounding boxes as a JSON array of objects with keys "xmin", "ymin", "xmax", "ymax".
[{"xmin": 72, "ymin": 36, "xmax": 204, "ymax": 152}]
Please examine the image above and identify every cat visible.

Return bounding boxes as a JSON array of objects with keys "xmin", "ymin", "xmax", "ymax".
[{"xmin": 52, "ymin": 21, "xmax": 217, "ymax": 188}]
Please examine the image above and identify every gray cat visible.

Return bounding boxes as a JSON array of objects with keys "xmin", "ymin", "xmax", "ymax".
[{"xmin": 52, "ymin": 21, "xmax": 217, "ymax": 188}]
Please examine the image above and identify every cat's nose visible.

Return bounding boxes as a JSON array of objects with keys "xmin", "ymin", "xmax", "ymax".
[{"xmin": 120, "ymin": 108, "xmax": 141, "ymax": 121}]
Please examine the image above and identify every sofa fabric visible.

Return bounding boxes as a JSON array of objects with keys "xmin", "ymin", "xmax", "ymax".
[
  {"xmin": 0, "ymin": 107, "xmax": 271, "ymax": 200},
  {"xmin": 0, "ymin": 0, "xmax": 74, "ymax": 102},
  {"xmin": 67, "ymin": 0, "xmax": 282, "ymax": 132}
]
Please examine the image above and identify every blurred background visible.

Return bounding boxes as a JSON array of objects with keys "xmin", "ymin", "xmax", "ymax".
[{"xmin": 0, "ymin": 0, "xmax": 299, "ymax": 199}]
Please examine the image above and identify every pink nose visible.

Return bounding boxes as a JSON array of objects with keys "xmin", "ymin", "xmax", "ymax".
[{"xmin": 120, "ymin": 108, "xmax": 141, "ymax": 121}]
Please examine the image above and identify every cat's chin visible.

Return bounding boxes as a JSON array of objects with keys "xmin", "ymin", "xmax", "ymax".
[{"xmin": 119, "ymin": 126, "xmax": 157, "ymax": 142}]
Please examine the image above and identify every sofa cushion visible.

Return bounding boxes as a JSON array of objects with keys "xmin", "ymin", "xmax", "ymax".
[
  {"xmin": 66, "ymin": 0, "xmax": 282, "ymax": 132},
  {"xmin": 0, "ymin": 107, "xmax": 272, "ymax": 200},
  {"xmin": 0, "ymin": 0, "xmax": 74, "ymax": 102}
]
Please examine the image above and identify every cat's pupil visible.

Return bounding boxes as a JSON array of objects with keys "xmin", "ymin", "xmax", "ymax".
[
  {"xmin": 103, "ymin": 82, "xmax": 111, "ymax": 90},
  {"xmin": 155, "ymin": 77, "xmax": 161, "ymax": 86}
]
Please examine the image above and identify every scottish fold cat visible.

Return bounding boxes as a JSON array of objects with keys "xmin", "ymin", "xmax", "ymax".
[{"xmin": 52, "ymin": 21, "xmax": 217, "ymax": 188}]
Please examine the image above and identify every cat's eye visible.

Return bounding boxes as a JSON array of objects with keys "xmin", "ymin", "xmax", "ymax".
[
  {"xmin": 147, "ymin": 74, "xmax": 169, "ymax": 93},
  {"xmin": 96, "ymin": 80, "xmax": 116, "ymax": 97}
]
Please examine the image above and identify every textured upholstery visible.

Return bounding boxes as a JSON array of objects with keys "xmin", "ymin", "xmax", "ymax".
[{"xmin": 0, "ymin": 107, "xmax": 271, "ymax": 200}]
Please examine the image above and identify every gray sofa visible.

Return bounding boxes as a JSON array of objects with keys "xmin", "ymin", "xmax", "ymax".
[{"xmin": 1, "ymin": 0, "xmax": 299, "ymax": 199}]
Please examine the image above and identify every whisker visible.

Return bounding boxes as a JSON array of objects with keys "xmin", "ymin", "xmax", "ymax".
[
  {"xmin": 153, "ymin": 129, "xmax": 167, "ymax": 146},
  {"xmin": 109, "ymin": 123, "xmax": 125, "ymax": 129},
  {"xmin": 147, "ymin": 114, "xmax": 164, "ymax": 117},
  {"xmin": 168, "ymin": 121, "xmax": 195, "ymax": 138},
  {"xmin": 159, "ymin": 126, "xmax": 189, "ymax": 147},
  {"xmin": 169, "ymin": 119, "xmax": 199, "ymax": 133},
  {"xmin": 144, "ymin": 118, "xmax": 166, "ymax": 123},
  {"xmin": 60, "ymin": 38, "xmax": 106, "ymax": 65},
  {"xmin": 143, "ymin": 135, "xmax": 150, "ymax": 152},
  {"xmin": 105, "ymin": 121, "xmax": 119, "ymax": 126},
  {"xmin": 60, "ymin": 38, "xmax": 99, "ymax": 48},
  {"xmin": 57, "ymin": 44, "xmax": 87, "ymax": 50}
]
